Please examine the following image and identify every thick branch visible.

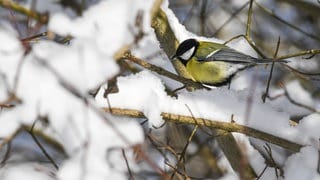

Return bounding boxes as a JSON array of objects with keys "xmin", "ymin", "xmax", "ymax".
[
  {"xmin": 103, "ymin": 108, "xmax": 303, "ymax": 153},
  {"xmin": 150, "ymin": 2, "xmax": 195, "ymax": 88}
]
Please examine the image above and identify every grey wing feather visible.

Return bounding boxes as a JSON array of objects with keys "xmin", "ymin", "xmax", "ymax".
[{"xmin": 199, "ymin": 48, "xmax": 279, "ymax": 64}]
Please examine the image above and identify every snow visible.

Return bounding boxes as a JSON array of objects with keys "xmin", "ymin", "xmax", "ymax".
[
  {"xmin": 49, "ymin": 0, "xmax": 154, "ymax": 56},
  {"xmin": 31, "ymin": 39, "xmax": 119, "ymax": 94},
  {"xmin": 96, "ymin": 70, "xmax": 298, "ymax": 144},
  {"xmin": 0, "ymin": 27, "xmax": 23, "ymax": 98},
  {"xmin": 96, "ymin": 70, "xmax": 167, "ymax": 127},
  {"xmin": 162, "ymin": 0, "xmax": 221, "ymax": 43},
  {"xmin": 0, "ymin": 163, "xmax": 54, "ymax": 180},
  {"xmin": 295, "ymin": 114, "xmax": 320, "ymax": 144},
  {"xmin": 284, "ymin": 146, "xmax": 320, "ymax": 180},
  {"xmin": 0, "ymin": 27, "xmax": 24, "ymax": 136},
  {"xmin": 0, "ymin": 0, "xmax": 319, "ymax": 179},
  {"xmin": 57, "ymin": 115, "xmax": 143, "ymax": 180},
  {"xmin": 217, "ymin": 173, "xmax": 239, "ymax": 180},
  {"xmin": 285, "ymin": 80, "xmax": 315, "ymax": 108},
  {"xmin": 94, "ymin": 69, "xmax": 319, "ymax": 179}
]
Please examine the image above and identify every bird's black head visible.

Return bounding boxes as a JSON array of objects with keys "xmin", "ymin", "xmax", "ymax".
[{"xmin": 171, "ymin": 39, "xmax": 199, "ymax": 64}]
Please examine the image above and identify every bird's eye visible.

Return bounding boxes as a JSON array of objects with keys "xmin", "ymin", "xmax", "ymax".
[{"xmin": 180, "ymin": 47, "xmax": 195, "ymax": 60}]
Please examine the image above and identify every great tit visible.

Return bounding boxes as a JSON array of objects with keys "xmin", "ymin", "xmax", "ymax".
[{"xmin": 171, "ymin": 38, "xmax": 286, "ymax": 86}]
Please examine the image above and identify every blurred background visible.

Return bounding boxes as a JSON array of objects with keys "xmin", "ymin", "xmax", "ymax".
[{"xmin": 1, "ymin": 0, "xmax": 320, "ymax": 179}]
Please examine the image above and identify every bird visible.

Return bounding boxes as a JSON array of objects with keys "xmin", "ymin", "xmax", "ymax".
[{"xmin": 171, "ymin": 38, "xmax": 287, "ymax": 86}]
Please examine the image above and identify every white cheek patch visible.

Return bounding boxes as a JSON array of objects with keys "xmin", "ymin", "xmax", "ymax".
[{"xmin": 180, "ymin": 47, "xmax": 195, "ymax": 60}]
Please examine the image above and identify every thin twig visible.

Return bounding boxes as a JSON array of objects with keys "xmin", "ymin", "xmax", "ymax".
[
  {"xmin": 147, "ymin": 133, "xmax": 179, "ymax": 159},
  {"xmin": 278, "ymin": 49, "xmax": 320, "ymax": 60},
  {"xmin": 0, "ymin": 140, "xmax": 11, "ymax": 167},
  {"xmin": 245, "ymin": 0, "xmax": 254, "ymax": 38},
  {"xmin": 0, "ymin": 0, "xmax": 48, "ymax": 24},
  {"xmin": 284, "ymin": 64, "xmax": 320, "ymax": 76},
  {"xmin": 199, "ymin": 0, "xmax": 208, "ymax": 35},
  {"xmin": 182, "ymin": 0, "xmax": 197, "ymax": 25},
  {"xmin": 224, "ymin": 34, "xmax": 245, "ymax": 45},
  {"xmin": 213, "ymin": 1, "xmax": 249, "ymax": 36},
  {"xmin": 245, "ymin": 37, "xmax": 268, "ymax": 58},
  {"xmin": 181, "ymin": 124, "xmax": 198, "ymax": 161},
  {"xmin": 255, "ymin": 1, "xmax": 320, "ymax": 42},
  {"xmin": 263, "ymin": 144, "xmax": 284, "ymax": 178},
  {"xmin": 21, "ymin": 32, "xmax": 48, "ymax": 42},
  {"xmin": 283, "ymin": 85, "xmax": 318, "ymax": 112},
  {"xmin": 28, "ymin": 119, "xmax": 59, "ymax": 170},
  {"xmin": 165, "ymin": 161, "xmax": 196, "ymax": 180},
  {"xmin": 263, "ymin": 37, "xmax": 281, "ymax": 103},
  {"xmin": 224, "ymin": 34, "xmax": 268, "ymax": 58},
  {"xmin": 256, "ymin": 165, "xmax": 268, "ymax": 180},
  {"xmin": 171, "ymin": 105, "xmax": 199, "ymax": 179},
  {"xmin": 122, "ymin": 149, "xmax": 135, "ymax": 180},
  {"xmin": 317, "ymin": 139, "xmax": 320, "ymax": 174},
  {"xmin": 122, "ymin": 52, "xmax": 206, "ymax": 90}
]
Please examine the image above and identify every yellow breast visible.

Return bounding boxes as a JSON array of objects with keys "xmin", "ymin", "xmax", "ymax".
[{"xmin": 186, "ymin": 58, "xmax": 228, "ymax": 84}]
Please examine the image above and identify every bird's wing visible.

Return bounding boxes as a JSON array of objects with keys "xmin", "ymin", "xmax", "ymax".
[{"xmin": 197, "ymin": 48, "xmax": 273, "ymax": 64}]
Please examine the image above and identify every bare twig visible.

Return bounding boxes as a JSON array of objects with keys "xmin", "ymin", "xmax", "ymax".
[
  {"xmin": 282, "ymin": 64, "xmax": 320, "ymax": 84},
  {"xmin": 28, "ymin": 119, "xmax": 59, "ymax": 170},
  {"xmin": 165, "ymin": 161, "xmax": 194, "ymax": 180},
  {"xmin": 122, "ymin": 52, "xmax": 206, "ymax": 90},
  {"xmin": 224, "ymin": 34, "xmax": 268, "ymax": 58},
  {"xmin": 282, "ymin": 85, "xmax": 318, "ymax": 112},
  {"xmin": 122, "ymin": 149, "xmax": 135, "ymax": 180},
  {"xmin": 147, "ymin": 133, "xmax": 179, "ymax": 160},
  {"xmin": 0, "ymin": 140, "xmax": 11, "ymax": 167},
  {"xmin": 317, "ymin": 139, "xmax": 320, "ymax": 174},
  {"xmin": 263, "ymin": 144, "xmax": 284, "ymax": 178},
  {"xmin": 256, "ymin": 165, "xmax": 268, "ymax": 180},
  {"xmin": 171, "ymin": 105, "xmax": 199, "ymax": 179},
  {"xmin": 181, "ymin": 0, "xmax": 197, "ymax": 25},
  {"xmin": 0, "ymin": 0, "xmax": 48, "ymax": 24},
  {"xmin": 224, "ymin": 34, "xmax": 245, "ymax": 45},
  {"xmin": 213, "ymin": 1, "xmax": 249, "ymax": 36},
  {"xmin": 263, "ymin": 37, "xmax": 281, "ymax": 103},
  {"xmin": 278, "ymin": 49, "xmax": 320, "ymax": 60},
  {"xmin": 255, "ymin": 2, "xmax": 320, "ymax": 43},
  {"xmin": 22, "ymin": 124, "xmax": 67, "ymax": 156},
  {"xmin": 245, "ymin": 0, "xmax": 254, "ymax": 38},
  {"xmin": 199, "ymin": 0, "xmax": 208, "ymax": 36},
  {"xmin": 21, "ymin": 32, "xmax": 48, "ymax": 42}
]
